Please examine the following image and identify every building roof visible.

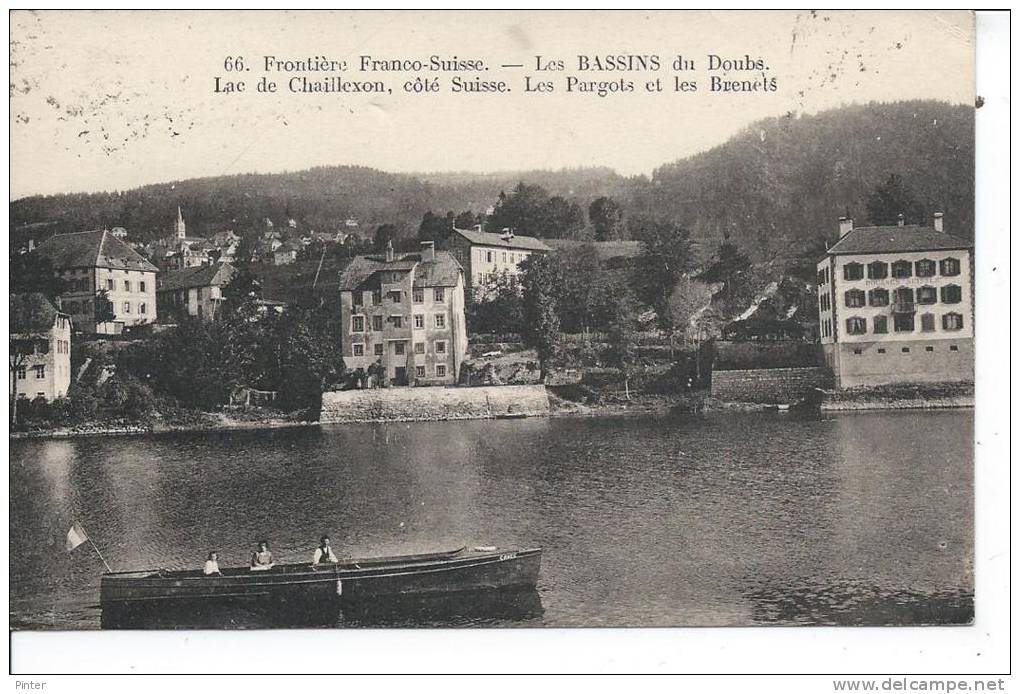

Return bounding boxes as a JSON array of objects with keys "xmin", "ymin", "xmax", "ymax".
[
  {"xmin": 337, "ymin": 251, "xmax": 462, "ymax": 291},
  {"xmin": 10, "ymin": 292, "xmax": 62, "ymax": 333},
  {"xmin": 827, "ymin": 225, "xmax": 973, "ymax": 256},
  {"xmin": 36, "ymin": 230, "xmax": 158, "ymax": 273},
  {"xmin": 157, "ymin": 263, "xmax": 236, "ymax": 292},
  {"xmin": 450, "ymin": 227, "xmax": 551, "ymax": 252}
]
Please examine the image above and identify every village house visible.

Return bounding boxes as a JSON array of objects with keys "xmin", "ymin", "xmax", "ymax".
[
  {"xmin": 817, "ymin": 213, "xmax": 973, "ymax": 388},
  {"xmin": 9, "ymin": 293, "xmax": 72, "ymax": 402},
  {"xmin": 440, "ymin": 226, "xmax": 551, "ymax": 299},
  {"xmin": 338, "ymin": 242, "xmax": 468, "ymax": 386},
  {"xmin": 156, "ymin": 263, "xmax": 237, "ymax": 321},
  {"xmin": 35, "ymin": 229, "xmax": 159, "ymax": 334}
]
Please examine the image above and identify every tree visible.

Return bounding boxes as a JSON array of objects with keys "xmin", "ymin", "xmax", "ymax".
[
  {"xmin": 630, "ymin": 218, "xmax": 696, "ymax": 331},
  {"xmin": 520, "ymin": 254, "xmax": 561, "ymax": 381},
  {"xmin": 589, "ymin": 197, "xmax": 625, "ymax": 241},
  {"xmin": 699, "ymin": 242, "xmax": 751, "ymax": 308},
  {"xmin": 467, "ymin": 271, "xmax": 525, "ymax": 335},
  {"xmin": 866, "ymin": 174, "xmax": 925, "ymax": 226},
  {"xmin": 10, "ymin": 252, "xmax": 65, "ymax": 301},
  {"xmin": 554, "ymin": 245, "xmax": 613, "ymax": 334},
  {"xmin": 666, "ymin": 275, "xmax": 711, "ymax": 349},
  {"xmin": 486, "ymin": 182, "xmax": 550, "ymax": 235},
  {"xmin": 373, "ymin": 224, "xmax": 399, "ymax": 251},
  {"xmin": 454, "ymin": 210, "xmax": 478, "ymax": 230},
  {"xmin": 93, "ymin": 289, "xmax": 116, "ymax": 326},
  {"xmin": 417, "ymin": 211, "xmax": 452, "ymax": 243},
  {"xmin": 606, "ymin": 293, "xmax": 640, "ymax": 400}
]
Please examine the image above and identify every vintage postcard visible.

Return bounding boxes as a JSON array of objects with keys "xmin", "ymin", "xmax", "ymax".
[{"xmin": 7, "ymin": 7, "xmax": 991, "ymax": 673}]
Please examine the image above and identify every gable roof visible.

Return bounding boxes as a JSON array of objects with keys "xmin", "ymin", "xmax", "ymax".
[
  {"xmin": 36, "ymin": 230, "xmax": 158, "ymax": 272},
  {"xmin": 827, "ymin": 225, "xmax": 973, "ymax": 256},
  {"xmin": 10, "ymin": 292, "xmax": 62, "ymax": 333},
  {"xmin": 450, "ymin": 227, "xmax": 551, "ymax": 252},
  {"xmin": 157, "ymin": 263, "xmax": 236, "ymax": 292},
  {"xmin": 337, "ymin": 251, "xmax": 462, "ymax": 291}
]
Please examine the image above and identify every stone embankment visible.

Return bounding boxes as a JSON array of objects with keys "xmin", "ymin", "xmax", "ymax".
[{"xmin": 320, "ymin": 385, "xmax": 550, "ymax": 423}]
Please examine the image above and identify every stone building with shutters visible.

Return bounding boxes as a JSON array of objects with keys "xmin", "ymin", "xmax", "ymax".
[
  {"xmin": 816, "ymin": 213, "xmax": 973, "ymax": 388},
  {"xmin": 338, "ymin": 242, "xmax": 468, "ymax": 386},
  {"xmin": 9, "ymin": 293, "xmax": 72, "ymax": 402}
]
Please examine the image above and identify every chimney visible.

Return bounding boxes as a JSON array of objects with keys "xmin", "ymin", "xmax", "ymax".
[
  {"xmin": 473, "ymin": 224, "xmax": 483, "ymax": 232},
  {"xmin": 897, "ymin": 213, "xmax": 905, "ymax": 227},
  {"xmin": 838, "ymin": 216, "xmax": 853, "ymax": 238},
  {"xmin": 27, "ymin": 238, "xmax": 35, "ymax": 252},
  {"xmin": 385, "ymin": 240, "xmax": 394, "ymax": 263},
  {"xmin": 933, "ymin": 212, "xmax": 944, "ymax": 232},
  {"xmin": 420, "ymin": 240, "xmax": 435, "ymax": 262}
]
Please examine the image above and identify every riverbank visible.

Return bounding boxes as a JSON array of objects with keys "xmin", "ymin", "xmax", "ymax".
[{"xmin": 9, "ymin": 411, "xmax": 317, "ymax": 440}]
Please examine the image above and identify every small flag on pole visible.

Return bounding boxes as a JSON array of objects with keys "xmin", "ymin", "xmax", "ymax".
[{"xmin": 66, "ymin": 522, "xmax": 88, "ymax": 552}]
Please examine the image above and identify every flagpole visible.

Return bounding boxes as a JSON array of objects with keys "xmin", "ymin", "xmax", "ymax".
[{"xmin": 77, "ymin": 522, "xmax": 114, "ymax": 573}]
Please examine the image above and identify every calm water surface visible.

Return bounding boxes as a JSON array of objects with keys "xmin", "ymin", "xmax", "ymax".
[{"xmin": 9, "ymin": 410, "xmax": 973, "ymax": 629}]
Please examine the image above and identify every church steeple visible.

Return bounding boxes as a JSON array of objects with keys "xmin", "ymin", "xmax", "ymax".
[{"xmin": 175, "ymin": 205, "xmax": 186, "ymax": 239}]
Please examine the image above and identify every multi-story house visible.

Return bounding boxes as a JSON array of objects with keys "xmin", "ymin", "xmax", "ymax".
[
  {"xmin": 9, "ymin": 293, "xmax": 72, "ymax": 402},
  {"xmin": 35, "ymin": 229, "xmax": 159, "ymax": 334},
  {"xmin": 156, "ymin": 263, "xmax": 236, "ymax": 321},
  {"xmin": 817, "ymin": 213, "xmax": 973, "ymax": 388},
  {"xmin": 440, "ymin": 226, "xmax": 551, "ymax": 299},
  {"xmin": 338, "ymin": 242, "xmax": 468, "ymax": 386}
]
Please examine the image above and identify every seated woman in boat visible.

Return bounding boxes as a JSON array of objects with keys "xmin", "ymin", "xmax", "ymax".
[
  {"xmin": 203, "ymin": 551, "xmax": 223, "ymax": 576},
  {"xmin": 250, "ymin": 540, "xmax": 275, "ymax": 570},
  {"xmin": 312, "ymin": 536, "xmax": 338, "ymax": 565}
]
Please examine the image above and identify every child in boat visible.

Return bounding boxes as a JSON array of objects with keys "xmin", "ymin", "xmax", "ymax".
[
  {"xmin": 312, "ymin": 536, "xmax": 338, "ymax": 565},
  {"xmin": 250, "ymin": 540, "xmax": 275, "ymax": 570},
  {"xmin": 203, "ymin": 551, "xmax": 223, "ymax": 576}
]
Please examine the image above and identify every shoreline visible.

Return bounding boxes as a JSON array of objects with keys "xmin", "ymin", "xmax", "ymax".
[{"xmin": 9, "ymin": 392, "xmax": 974, "ymax": 441}]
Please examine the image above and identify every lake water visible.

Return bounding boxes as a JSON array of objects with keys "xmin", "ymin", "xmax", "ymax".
[{"xmin": 9, "ymin": 410, "xmax": 974, "ymax": 629}]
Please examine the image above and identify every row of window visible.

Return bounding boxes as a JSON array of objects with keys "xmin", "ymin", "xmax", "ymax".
[
  {"xmin": 351, "ymin": 313, "xmax": 447, "ymax": 332},
  {"xmin": 853, "ymin": 345, "xmax": 961, "ymax": 355},
  {"xmin": 351, "ymin": 340, "xmax": 448, "ymax": 357},
  {"xmin": 819, "ymin": 258, "xmax": 963, "ymax": 285},
  {"xmin": 64, "ymin": 300, "xmax": 148, "ymax": 316},
  {"xmin": 844, "ymin": 312, "xmax": 965, "ymax": 335},
  {"xmin": 479, "ymin": 249, "xmax": 526, "ymax": 265},
  {"xmin": 414, "ymin": 364, "xmax": 447, "ymax": 378},
  {"xmin": 352, "ymin": 287, "xmax": 446, "ymax": 306},
  {"xmin": 841, "ymin": 285, "xmax": 963, "ymax": 308},
  {"xmin": 15, "ymin": 365, "xmax": 47, "ymax": 380},
  {"xmin": 104, "ymin": 278, "xmax": 148, "ymax": 292}
]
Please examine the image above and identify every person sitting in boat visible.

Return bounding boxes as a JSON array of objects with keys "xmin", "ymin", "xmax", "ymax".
[
  {"xmin": 203, "ymin": 551, "xmax": 223, "ymax": 576},
  {"xmin": 312, "ymin": 536, "xmax": 338, "ymax": 565},
  {"xmin": 250, "ymin": 540, "xmax": 275, "ymax": 570}
]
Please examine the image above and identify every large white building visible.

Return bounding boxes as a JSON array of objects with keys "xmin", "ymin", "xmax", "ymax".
[
  {"xmin": 440, "ymin": 227, "xmax": 551, "ymax": 300},
  {"xmin": 9, "ymin": 293, "xmax": 72, "ymax": 402},
  {"xmin": 817, "ymin": 214, "xmax": 973, "ymax": 388}
]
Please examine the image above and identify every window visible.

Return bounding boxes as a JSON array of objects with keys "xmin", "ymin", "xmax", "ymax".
[
  {"xmin": 352, "ymin": 291, "xmax": 364, "ymax": 307},
  {"xmin": 940, "ymin": 257, "xmax": 961, "ymax": 276},
  {"xmin": 16, "ymin": 367, "xmax": 26, "ymax": 380},
  {"xmin": 949, "ymin": 345, "xmax": 959, "ymax": 352},
  {"xmin": 394, "ymin": 341, "xmax": 406, "ymax": 356},
  {"xmin": 873, "ymin": 315, "xmax": 888, "ymax": 334},
  {"xmin": 68, "ymin": 301, "xmax": 80, "ymax": 314},
  {"xmin": 894, "ymin": 314, "xmax": 914, "ymax": 332},
  {"xmin": 916, "ymin": 286, "xmax": 937, "ymax": 305},
  {"xmin": 413, "ymin": 288, "xmax": 424, "ymax": 303},
  {"xmin": 844, "ymin": 289, "xmax": 865, "ymax": 308},
  {"xmin": 106, "ymin": 279, "xmax": 115, "ymax": 290},
  {"xmin": 436, "ymin": 340, "xmax": 446, "ymax": 354},
  {"xmin": 893, "ymin": 287, "xmax": 914, "ymax": 307},
  {"xmin": 415, "ymin": 366, "xmax": 426, "ymax": 378},
  {"xmin": 942, "ymin": 313, "xmax": 964, "ymax": 331},
  {"xmin": 877, "ymin": 348, "xmax": 886, "ymax": 354},
  {"xmin": 123, "ymin": 302, "xmax": 131, "ymax": 313},
  {"xmin": 845, "ymin": 317, "xmax": 867, "ymax": 335},
  {"xmin": 353, "ymin": 344, "xmax": 364, "ymax": 357},
  {"xmin": 436, "ymin": 364, "xmax": 447, "ymax": 378},
  {"xmin": 414, "ymin": 342, "xmax": 425, "ymax": 354},
  {"xmin": 867, "ymin": 261, "xmax": 888, "ymax": 279},
  {"xmin": 901, "ymin": 347, "xmax": 910, "ymax": 353},
  {"xmin": 372, "ymin": 315, "xmax": 384, "ymax": 332},
  {"xmin": 372, "ymin": 291, "xmax": 381, "ymax": 306},
  {"xmin": 817, "ymin": 269, "xmax": 826, "ymax": 286},
  {"xmin": 925, "ymin": 346, "xmax": 934, "ymax": 352},
  {"xmin": 388, "ymin": 291, "xmax": 402, "ymax": 303},
  {"xmin": 486, "ymin": 251, "xmax": 493, "ymax": 263},
  {"xmin": 124, "ymin": 280, "xmax": 132, "ymax": 291},
  {"xmin": 413, "ymin": 314, "xmax": 425, "ymax": 329},
  {"xmin": 920, "ymin": 313, "xmax": 936, "ymax": 332},
  {"xmin": 373, "ymin": 343, "xmax": 384, "ymax": 356},
  {"xmin": 139, "ymin": 302, "xmax": 147, "ymax": 315},
  {"xmin": 868, "ymin": 288, "xmax": 889, "ymax": 307},
  {"xmin": 915, "ymin": 259, "xmax": 936, "ymax": 277},
  {"xmin": 33, "ymin": 365, "xmax": 45, "ymax": 379},
  {"xmin": 352, "ymin": 315, "xmax": 365, "ymax": 332},
  {"xmin": 434, "ymin": 288, "xmax": 445, "ymax": 302},
  {"xmin": 941, "ymin": 284, "xmax": 962, "ymax": 304},
  {"xmin": 392, "ymin": 316, "xmax": 403, "ymax": 329},
  {"xmin": 892, "ymin": 260, "xmax": 912, "ymax": 278},
  {"xmin": 434, "ymin": 314, "xmax": 446, "ymax": 329},
  {"xmin": 140, "ymin": 281, "xmax": 146, "ymax": 292},
  {"xmin": 853, "ymin": 348, "xmax": 862, "ymax": 355},
  {"xmin": 843, "ymin": 262, "xmax": 864, "ymax": 281}
]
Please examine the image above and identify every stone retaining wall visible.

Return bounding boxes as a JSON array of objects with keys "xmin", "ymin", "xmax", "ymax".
[
  {"xmin": 320, "ymin": 385, "xmax": 551, "ymax": 423},
  {"xmin": 711, "ymin": 367, "xmax": 834, "ymax": 404}
]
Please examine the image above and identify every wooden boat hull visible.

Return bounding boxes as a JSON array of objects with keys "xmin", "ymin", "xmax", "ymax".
[{"xmin": 100, "ymin": 547, "xmax": 541, "ymax": 613}]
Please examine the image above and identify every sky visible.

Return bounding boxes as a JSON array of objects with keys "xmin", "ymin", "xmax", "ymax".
[{"xmin": 9, "ymin": 10, "xmax": 974, "ymax": 200}]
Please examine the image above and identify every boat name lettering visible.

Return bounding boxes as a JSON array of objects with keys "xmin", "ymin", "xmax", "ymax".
[{"xmin": 499, "ymin": 553, "xmax": 516, "ymax": 561}]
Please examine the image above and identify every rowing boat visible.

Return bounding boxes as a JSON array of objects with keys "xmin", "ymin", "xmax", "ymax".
[{"xmin": 100, "ymin": 546, "xmax": 542, "ymax": 614}]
